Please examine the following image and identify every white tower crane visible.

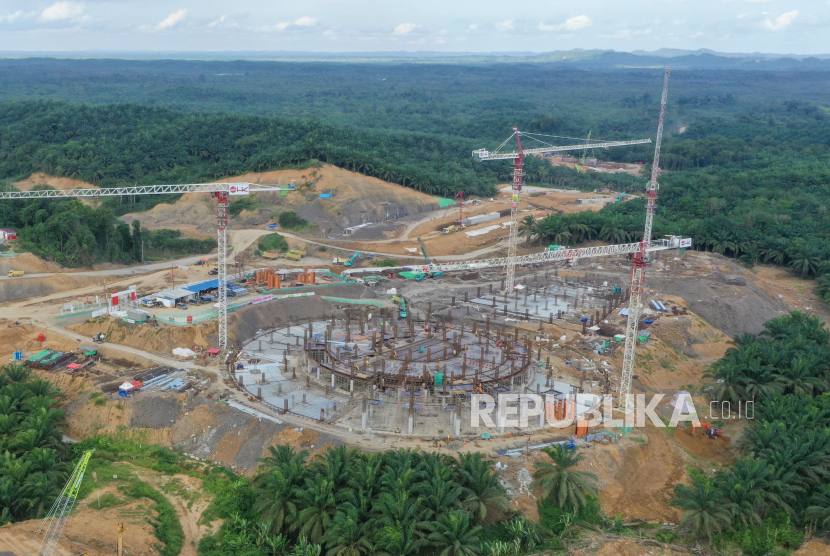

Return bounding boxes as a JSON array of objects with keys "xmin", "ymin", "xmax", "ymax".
[
  {"xmin": 473, "ymin": 131, "xmax": 652, "ymax": 294},
  {"xmin": 619, "ymin": 68, "xmax": 672, "ymax": 412},
  {"xmin": 0, "ymin": 182, "xmax": 287, "ymax": 350}
]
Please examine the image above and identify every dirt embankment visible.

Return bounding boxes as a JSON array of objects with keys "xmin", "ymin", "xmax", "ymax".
[
  {"xmin": 0, "ymin": 273, "xmax": 102, "ymax": 302},
  {"xmin": 63, "ymin": 388, "xmax": 343, "ymax": 475},
  {"xmin": 68, "ymin": 317, "xmax": 215, "ymax": 355},
  {"xmin": 13, "ymin": 172, "xmax": 100, "ymax": 192},
  {"xmin": 122, "ymin": 164, "xmax": 440, "ymax": 236}
]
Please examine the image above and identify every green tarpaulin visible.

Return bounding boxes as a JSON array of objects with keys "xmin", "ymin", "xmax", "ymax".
[
  {"xmin": 435, "ymin": 197, "xmax": 457, "ymax": 208},
  {"xmin": 399, "ymin": 271, "xmax": 426, "ymax": 280},
  {"xmin": 434, "ymin": 372, "xmax": 444, "ymax": 386},
  {"xmin": 27, "ymin": 349, "xmax": 51, "ymax": 362}
]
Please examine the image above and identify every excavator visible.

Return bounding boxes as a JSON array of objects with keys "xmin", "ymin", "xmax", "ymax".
[
  {"xmin": 399, "ymin": 297, "xmax": 408, "ymax": 319},
  {"xmin": 692, "ymin": 420, "xmax": 724, "ymax": 439},
  {"xmin": 344, "ymin": 252, "xmax": 362, "ymax": 267},
  {"xmin": 417, "ymin": 238, "xmax": 443, "ymax": 278}
]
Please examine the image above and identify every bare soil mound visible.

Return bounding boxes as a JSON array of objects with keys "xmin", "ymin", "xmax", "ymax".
[
  {"xmin": 13, "ymin": 172, "xmax": 99, "ymax": 192},
  {"xmin": 0, "ymin": 273, "xmax": 101, "ymax": 302},
  {"xmin": 68, "ymin": 317, "xmax": 215, "ymax": 355},
  {"xmin": 121, "ymin": 164, "xmax": 440, "ymax": 236},
  {"xmin": 0, "ymin": 252, "xmax": 63, "ymax": 274}
]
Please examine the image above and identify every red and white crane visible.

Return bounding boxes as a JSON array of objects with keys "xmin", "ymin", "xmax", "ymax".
[
  {"xmin": 0, "ymin": 182, "xmax": 287, "ymax": 350},
  {"xmin": 473, "ymin": 131, "xmax": 652, "ymax": 294},
  {"xmin": 619, "ymin": 68, "xmax": 673, "ymax": 412}
]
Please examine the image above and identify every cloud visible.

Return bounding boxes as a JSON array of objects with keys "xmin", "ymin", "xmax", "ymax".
[
  {"xmin": 157, "ymin": 9, "xmax": 187, "ymax": 30},
  {"xmin": 564, "ymin": 15, "xmax": 591, "ymax": 30},
  {"xmin": 0, "ymin": 10, "xmax": 24, "ymax": 23},
  {"xmin": 40, "ymin": 2, "xmax": 84, "ymax": 22},
  {"xmin": 539, "ymin": 15, "xmax": 591, "ymax": 32},
  {"xmin": 274, "ymin": 22, "xmax": 290, "ymax": 30},
  {"xmin": 393, "ymin": 22, "xmax": 418, "ymax": 35},
  {"xmin": 764, "ymin": 10, "xmax": 798, "ymax": 30},
  {"xmin": 469, "ymin": 24, "xmax": 477, "ymax": 30},
  {"xmin": 496, "ymin": 20, "xmax": 514, "ymax": 32},
  {"xmin": 294, "ymin": 17, "xmax": 316, "ymax": 26}
]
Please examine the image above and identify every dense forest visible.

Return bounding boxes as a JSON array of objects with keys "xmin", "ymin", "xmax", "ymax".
[
  {"xmin": 1, "ymin": 60, "xmax": 830, "ymax": 285},
  {"xmin": 0, "ymin": 192, "xmax": 215, "ymax": 266},
  {"xmin": 669, "ymin": 311, "xmax": 830, "ymax": 553}
]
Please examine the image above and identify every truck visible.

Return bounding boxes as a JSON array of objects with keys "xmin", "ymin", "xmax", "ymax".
[
  {"xmin": 7, "ymin": 270, "xmax": 23, "ymax": 277},
  {"xmin": 285, "ymin": 252, "xmax": 302, "ymax": 262},
  {"xmin": 442, "ymin": 225, "xmax": 459, "ymax": 234}
]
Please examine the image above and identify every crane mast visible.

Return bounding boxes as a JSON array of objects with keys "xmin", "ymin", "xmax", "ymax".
[
  {"xmin": 619, "ymin": 68, "xmax": 671, "ymax": 412},
  {"xmin": 505, "ymin": 128, "xmax": 524, "ymax": 293},
  {"xmin": 0, "ymin": 182, "xmax": 283, "ymax": 351},
  {"xmin": 473, "ymin": 132, "xmax": 652, "ymax": 295}
]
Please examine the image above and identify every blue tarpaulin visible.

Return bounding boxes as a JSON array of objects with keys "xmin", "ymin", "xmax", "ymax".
[{"xmin": 183, "ymin": 279, "xmax": 231, "ymax": 293}]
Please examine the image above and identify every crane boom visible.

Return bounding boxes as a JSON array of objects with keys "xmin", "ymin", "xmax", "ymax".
[
  {"xmin": 35, "ymin": 450, "xmax": 94, "ymax": 556},
  {"xmin": 0, "ymin": 182, "xmax": 283, "ymax": 199},
  {"xmin": 417, "ymin": 237, "xmax": 432, "ymax": 265},
  {"xmin": 364, "ymin": 236, "xmax": 690, "ymax": 274},
  {"xmin": 474, "ymin": 132, "xmax": 651, "ymax": 295},
  {"xmin": 473, "ymin": 138, "xmax": 651, "ymax": 161},
  {"xmin": 619, "ymin": 68, "xmax": 671, "ymax": 413}
]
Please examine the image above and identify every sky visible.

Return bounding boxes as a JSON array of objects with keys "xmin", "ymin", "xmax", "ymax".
[{"xmin": 0, "ymin": 0, "xmax": 825, "ymax": 54}]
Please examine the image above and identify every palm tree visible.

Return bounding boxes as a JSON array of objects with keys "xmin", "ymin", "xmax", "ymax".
[
  {"xmin": 322, "ymin": 507, "xmax": 373, "ymax": 556},
  {"xmin": 291, "ymin": 477, "xmax": 338, "ymax": 543},
  {"xmin": 373, "ymin": 522, "xmax": 427, "ymax": 556},
  {"xmin": 518, "ymin": 215, "xmax": 536, "ymax": 245},
  {"xmin": 668, "ymin": 472, "xmax": 732, "ymax": 542},
  {"xmin": 806, "ymin": 486, "xmax": 830, "ymax": 530},
  {"xmin": 531, "ymin": 445, "xmax": 597, "ymax": 512},
  {"xmin": 426, "ymin": 510, "xmax": 482, "ymax": 556},
  {"xmin": 417, "ymin": 476, "xmax": 462, "ymax": 521},
  {"xmin": 456, "ymin": 453, "xmax": 508, "ymax": 524},
  {"xmin": 253, "ymin": 463, "xmax": 305, "ymax": 535},
  {"xmin": 258, "ymin": 444, "xmax": 308, "ymax": 469}
]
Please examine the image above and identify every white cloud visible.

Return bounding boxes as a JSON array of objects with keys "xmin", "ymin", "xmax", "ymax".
[
  {"xmin": 469, "ymin": 24, "xmax": 477, "ymax": 30},
  {"xmin": 274, "ymin": 22, "xmax": 290, "ymax": 31},
  {"xmin": 208, "ymin": 15, "xmax": 226, "ymax": 27},
  {"xmin": 539, "ymin": 15, "xmax": 591, "ymax": 32},
  {"xmin": 393, "ymin": 22, "xmax": 418, "ymax": 36},
  {"xmin": 157, "ymin": 9, "xmax": 187, "ymax": 30},
  {"xmin": 40, "ymin": 2, "xmax": 84, "ymax": 22},
  {"xmin": 496, "ymin": 20, "xmax": 514, "ymax": 32},
  {"xmin": 764, "ymin": 10, "xmax": 798, "ymax": 30},
  {"xmin": 746, "ymin": 0, "xmax": 772, "ymax": 2},
  {"xmin": 294, "ymin": 17, "xmax": 317, "ymax": 26},
  {"xmin": 0, "ymin": 10, "xmax": 24, "ymax": 22},
  {"xmin": 564, "ymin": 15, "xmax": 591, "ymax": 30}
]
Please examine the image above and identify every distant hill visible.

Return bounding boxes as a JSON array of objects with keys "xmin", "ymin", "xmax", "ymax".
[{"xmin": 2, "ymin": 48, "xmax": 829, "ymax": 69}]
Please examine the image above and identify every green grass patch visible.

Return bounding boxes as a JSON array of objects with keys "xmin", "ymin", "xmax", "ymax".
[
  {"xmin": 628, "ymin": 437, "xmax": 646, "ymax": 444},
  {"xmin": 257, "ymin": 232, "xmax": 289, "ymax": 252},
  {"xmin": 121, "ymin": 481, "xmax": 184, "ymax": 556},
  {"xmin": 277, "ymin": 210, "xmax": 307, "ymax": 230},
  {"xmin": 374, "ymin": 258, "xmax": 398, "ymax": 267},
  {"xmin": 88, "ymin": 492, "xmax": 126, "ymax": 510}
]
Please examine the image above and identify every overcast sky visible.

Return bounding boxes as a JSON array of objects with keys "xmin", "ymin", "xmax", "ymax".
[{"xmin": 0, "ymin": 0, "xmax": 824, "ymax": 54}]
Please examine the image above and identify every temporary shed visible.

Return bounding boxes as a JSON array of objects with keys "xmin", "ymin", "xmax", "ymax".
[
  {"xmin": 118, "ymin": 382, "xmax": 135, "ymax": 396},
  {"xmin": 78, "ymin": 345, "xmax": 98, "ymax": 356},
  {"xmin": 207, "ymin": 348, "xmax": 220, "ymax": 355},
  {"xmin": 131, "ymin": 381, "xmax": 144, "ymax": 389},
  {"xmin": 66, "ymin": 363, "xmax": 82, "ymax": 370}
]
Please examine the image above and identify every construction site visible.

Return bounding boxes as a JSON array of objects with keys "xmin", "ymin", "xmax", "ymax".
[{"xmin": 4, "ymin": 69, "xmax": 827, "ymax": 556}]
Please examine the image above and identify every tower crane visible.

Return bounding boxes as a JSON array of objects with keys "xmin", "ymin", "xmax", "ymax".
[
  {"xmin": 0, "ymin": 182, "xmax": 284, "ymax": 350},
  {"xmin": 35, "ymin": 449, "xmax": 93, "ymax": 556},
  {"xmin": 619, "ymin": 68, "xmax": 672, "ymax": 413},
  {"xmin": 473, "ymin": 131, "xmax": 652, "ymax": 294}
]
